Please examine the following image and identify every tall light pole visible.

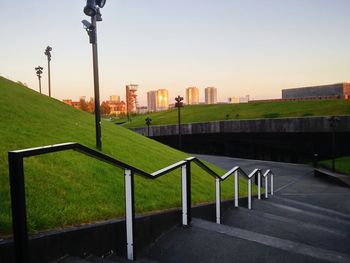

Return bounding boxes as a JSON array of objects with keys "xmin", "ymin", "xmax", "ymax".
[
  {"xmin": 175, "ymin": 95, "xmax": 184, "ymax": 150},
  {"xmin": 35, "ymin": 66, "xmax": 43, "ymax": 94},
  {"xmin": 145, "ymin": 117, "xmax": 152, "ymax": 137},
  {"xmin": 328, "ymin": 116, "xmax": 340, "ymax": 172},
  {"xmin": 82, "ymin": 0, "xmax": 106, "ymax": 150},
  {"xmin": 44, "ymin": 46, "xmax": 52, "ymax": 97}
]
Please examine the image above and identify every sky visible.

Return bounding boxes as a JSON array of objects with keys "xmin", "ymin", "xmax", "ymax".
[{"xmin": 1, "ymin": 0, "xmax": 350, "ymax": 105}]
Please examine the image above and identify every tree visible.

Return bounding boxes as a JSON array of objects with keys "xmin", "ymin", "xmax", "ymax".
[
  {"xmin": 79, "ymin": 99, "xmax": 89, "ymax": 112},
  {"xmin": 100, "ymin": 101, "xmax": 111, "ymax": 116}
]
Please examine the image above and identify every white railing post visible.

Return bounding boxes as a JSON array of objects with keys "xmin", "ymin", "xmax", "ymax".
[
  {"xmin": 124, "ymin": 169, "xmax": 134, "ymax": 261},
  {"xmin": 257, "ymin": 171, "xmax": 261, "ymax": 200},
  {"xmin": 271, "ymin": 174, "xmax": 274, "ymax": 196},
  {"xmin": 248, "ymin": 178, "xmax": 252, "ymax": 210},
  {"xmin": 216, "ymin": 177, "xmax": 221, "ymax": 224},
  {"xmin": 181, "ymin": 164, "xmax": 188, "ymax": 226},
  {"xmin": 265, "ymin": 174, "xmax": 268, "ymax": 199},
  {"xmin": 234, "ymin": 170, "xmax": 239, "ymax": 208}
]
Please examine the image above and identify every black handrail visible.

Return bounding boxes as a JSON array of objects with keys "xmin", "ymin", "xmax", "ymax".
[
  {"xmin": 8, "ymin": 142, "xmax": 273, "ymax": 263},
  {"xmin": 186, "ymin": 157, "xmax": 258, "ymax": 181}
]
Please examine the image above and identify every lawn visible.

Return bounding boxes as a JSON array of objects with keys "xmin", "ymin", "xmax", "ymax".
[
  {"xmin": 121, "ymin": 100, "xmax": 350, "ymax": 128},
  {"xmin": 319, "ymin": 156, "xmax": 350, "ymax": 176},
  {"xmin": 0, "ymin": 77, "xmax": 256, "ymax": 236}
]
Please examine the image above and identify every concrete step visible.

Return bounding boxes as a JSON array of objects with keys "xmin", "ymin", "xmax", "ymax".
[
  {"xmin": 222, "ymin": 207, "xmax": 350, "ymax": 254},
  {"xmin": 56, "ymin": 254, "xmax": 156, "ymax": 263},
  {"xmin": 250, "ymin": 198, "xmax": 350, "ymax": 233},
  {"xmin": 269, "ymin": 195, "xmax": 350, "ymax": 221},
  {"xmin": 142, "ymin": 221, "xmax": 329, "ymax": 263},
  {"xmin": 192, "ymin": 218, "xmax": 350, "ymax": 263}
]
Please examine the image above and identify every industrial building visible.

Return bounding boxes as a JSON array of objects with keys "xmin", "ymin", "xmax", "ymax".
[
  {"xmin": 126, "ymin": 84, "xmax": 138, "ymax": 114},
  {"xmin": 282, "ymin": 83, "xmax": 350, "ymax": 100}
]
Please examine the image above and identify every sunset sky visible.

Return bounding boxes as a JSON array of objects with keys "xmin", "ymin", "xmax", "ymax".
[{"xmin": 1, "ymin": 0, "xmax": 350, "ymax": 105}]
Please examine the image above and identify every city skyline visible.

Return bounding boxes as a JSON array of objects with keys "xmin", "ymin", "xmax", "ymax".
[{"xmin": 1, "ymin": 1, "xmax": 350, "ymax": 105}]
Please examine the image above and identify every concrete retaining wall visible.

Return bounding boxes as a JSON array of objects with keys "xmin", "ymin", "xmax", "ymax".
[{"xmin": 132, "ymin": 116, "xmax": 350, "ymax": 137}]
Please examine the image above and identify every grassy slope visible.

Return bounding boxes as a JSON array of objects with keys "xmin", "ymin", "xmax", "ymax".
[
  {"xmin": 319, "ymin": 156, "xmax": 350, "ymax": 176},
  {"xmin": 122, "ymin": 100, "xmax": 350, "ymax": 128},
  {"xmin": 0, "ymin": 77, "xmax": 254, "ymax": 236}
]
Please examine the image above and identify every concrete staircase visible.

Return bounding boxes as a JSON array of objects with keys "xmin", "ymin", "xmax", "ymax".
[
  {"xmin": 57, "ymin": 155, "xmax": 350, "ymax": 263},
  {"xmin": 58, "ymin": 194, "xmax": 350, "ymax": 263}
]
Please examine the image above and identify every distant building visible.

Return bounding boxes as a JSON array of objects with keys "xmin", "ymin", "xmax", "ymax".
[
  {"xmin": 109, "ymin": 100, "xmax": 126, "ymax": 116},
  {"xmin": 282, "ymin": 83, "xmax": 350, "ymax": 100},
  {"xmin": 186, "ymin": 87, "xmax": 199, "ymax": 105},
  {"xmin": 205, "ymin": 87, "xmax": 217, "ymax": 104},
  {"xmin": 126, "ymin": 84, "xmax": 138, "ymax": 114},
  {"xmin": 156, "ymin": 89, "xmax": 169, "ymax": 111},
  {"xmin": 147, "ymin": 89, "xmax": 169, "ymax": 112},
  {"xmin": 137, "ymin": 106, "xmax": 148, "ymax": 114},
  {"xmin": 228, "ymin": 96, "xmax": 239, "ymax": 104},
  {"xmin": 239, "ymin": 95, "xmax": 250, "ymax": 103},
  {"xmin": 147, "ymin": 91, "xmax": 157, "ymax": 112},
  {"xmin": 109, "ymin": 95, "xmax": 120, "ymax": 103}
]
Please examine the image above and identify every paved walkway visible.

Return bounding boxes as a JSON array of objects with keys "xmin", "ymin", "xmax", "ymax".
[{"xmin": 195, "ymin": 154, "xmax": 350, "ymax": 214}]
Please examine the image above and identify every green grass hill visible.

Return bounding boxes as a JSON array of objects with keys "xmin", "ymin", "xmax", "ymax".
[
  {"xmin": 0, "ymin": 77, "xmax": 254, "ymax": 236},
  {"xmin": 122, "ymin": 100, "xmax": 350, "ymax": 128}
]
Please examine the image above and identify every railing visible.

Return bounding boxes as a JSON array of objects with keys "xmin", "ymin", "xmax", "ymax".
[{"xmin": 8, "ymin": 142, "xmax": 274, "ymax": 263}]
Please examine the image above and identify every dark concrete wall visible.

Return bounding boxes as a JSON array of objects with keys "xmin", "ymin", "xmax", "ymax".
[
  {"xmin": 131, "ymin": 116, "xmax": 350, "ymax": 163},
  {"xmin": 132, "ymin": 116, "xmax": 350, "ymax": 137},
  {"xmin": 282, "ymin": 84, "xmax": 345, "ymax": 99}
]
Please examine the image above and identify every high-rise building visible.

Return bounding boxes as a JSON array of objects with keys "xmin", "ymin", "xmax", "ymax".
[
  {"xmin": 156, "ymin": 89, "xmax": 169, "ymax": 111},
  {"xmin": 109, "ymin": 95, "xmax": 120, "ymax": 103},
  {"xmin": 126, "ymin": 84, "xmax": 138, "ymax": 113},
  {"xmin": 205, "ymin": 87, "xmax": 217, "ymax": 104},
  {"xmin": 186, "ymin": 87, "xmax": 199, "ymax": 105},
  {"xmin": 147, "ymin": 91, "xmax": 157, "ymax": 112}
]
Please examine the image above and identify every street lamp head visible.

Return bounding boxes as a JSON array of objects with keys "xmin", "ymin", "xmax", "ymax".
[
  {"xmin": 175, "ymin": 95, "xmax": 184, "ymax": 107},
  {"xmin": 82, "ymin": 19, "xmax": 93, "ymax": 30},
  {"xmin": 84, "ymin": 0, "xmax": 97, "ymax": 17},
  {"xmin": 96, "ymin": 0, "xmax": 106, "ymax": 8},
  {"xmin": 145, "ymin": 117, "xmax": 152, "ymax": 125},
  {"xmin": 45, "ymin": 46, "xmax": 52, "ymax": 61},
  {"xmin": 96, "ymin": 8, "xmax": 103, "ymax": 22}
]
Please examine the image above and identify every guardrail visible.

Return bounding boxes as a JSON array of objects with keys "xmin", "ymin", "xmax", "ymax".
[{"xmin": 8, "ymin": 142, "xmax": 274, "ymax": 262}]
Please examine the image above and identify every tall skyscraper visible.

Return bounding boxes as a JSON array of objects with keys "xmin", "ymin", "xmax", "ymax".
[
  {"xmin": 156, "ymin": 89, "xmax": 169, "ymax": 111},
  {"xmin": 205, "ymin": 87, "xmax": 217, "ymax": 104},
  {"xmin": 147, "ymin": 90, "xmax": 157, "ymax": 112},
  {"xmin": 126, "ymin": 84, "xmax": 138, "ymax": 113},
  {"xmin": 186, "ymin": 87, "xmax": 199, "ymax": 105}
]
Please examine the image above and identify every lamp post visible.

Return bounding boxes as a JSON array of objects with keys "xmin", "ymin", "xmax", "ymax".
[
  {"xmin": 145, "ymin": 117, "xmax": 152, "ymax": 137},
  {"xmin": 44, "ymin": 46, "xmax": 52, "ymax": 97},
  {"xmin": 82, "ymin": 0, "xmax": 106, "ymax": 150},
  {"xmin": 175, "ymin": 95, "xmax": 184, "ymax": 150},
  {"xmin": 35, "ymin": 66, "xmax": 43, "ymax": 94},
  {"xmin": 328, "ymin": 116, "xmax": 340, "ymax": 172}
]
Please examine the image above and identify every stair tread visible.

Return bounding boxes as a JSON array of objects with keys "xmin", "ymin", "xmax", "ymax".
[
  {"xmin": 269, "ymin": 195, "xmax": 350, "ymax": 221},
  {"xmin": 250, "ymin": 198, "xmax": 350, "ymax": 231},
  {"xmin": 144, "ymin": 221, "xmax": 330, "ymax": 263},
  {"xmin": 223, "ymin": 207, "xmax": 350, "ymax": 254},
  {"xmin": 192, "ymin": 218, "xmax": 350, "ymax": 263}
]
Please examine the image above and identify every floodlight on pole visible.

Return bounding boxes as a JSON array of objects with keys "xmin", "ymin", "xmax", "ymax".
[
  {"xmin": 145, "ymin": 117, "xmax": 152, "ymax": 137},
  {"xmin": 44, "ymin": 46, "xmax": 52, "ymax": 97},
  {"xmin": 82, "ymin": 0, "xmax": 106, "ymax": 150},
  {"xmin": 35, "ymin": 66, "xmax": 43, "ymax": 94},
  {"xmin": 328, "ymin": 116, "xmax": 340, "ymax": 172},
  {"xmin": 175, "ymin": 95, "xmax": 184, "ymax": 150}
]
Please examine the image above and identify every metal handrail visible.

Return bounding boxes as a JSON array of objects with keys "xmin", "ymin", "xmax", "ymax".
[{"xmin": 8, "ymin": 142, "xmax": 274, "ymax": 262}]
